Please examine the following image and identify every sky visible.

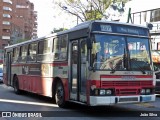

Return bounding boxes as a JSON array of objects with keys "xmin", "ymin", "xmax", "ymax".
[
  {"xmin": 29, "ymin": 0, "xmax": 77, "ymax": 37},
  {"xmin": 30, "ymin": 0, "xmax": 160, "ymax": 37},
  {"xmin": 29, "ymin": 0, "xmax": 54, "ymax": 37},
  {"xmin": 125, "ymin": 0, "xmax": 160, "ymax": 13}
]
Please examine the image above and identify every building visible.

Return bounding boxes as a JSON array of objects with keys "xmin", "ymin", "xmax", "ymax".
[
  {"xmin": 122, "ymin": 0, "xmax": 160, "ymax": 50},
  {"xmin": 0, "ymin": 0, "xmax": 37, "ymax": 63},
  {"xmin": 12, "ymin": 0, "xmax": 37, "ymax": 43}
]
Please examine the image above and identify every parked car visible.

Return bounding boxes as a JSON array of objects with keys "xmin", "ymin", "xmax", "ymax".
[{"xmin": 0, "ymin": 67, "xmax": 3, "ymax": 83}]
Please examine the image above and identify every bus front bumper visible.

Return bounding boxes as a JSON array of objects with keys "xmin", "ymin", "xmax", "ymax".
[{"xmin": 89, "ymin": 94, "xmax": 156, "ymax": 106}]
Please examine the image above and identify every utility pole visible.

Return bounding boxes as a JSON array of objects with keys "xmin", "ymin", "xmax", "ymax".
[
  {"xmin": 127, "ymin": 8, "xmax": 132, "ymax": 23},
  {"xmin": 77, "ymin": 15, "xmax": 78, "ymax": 25}
]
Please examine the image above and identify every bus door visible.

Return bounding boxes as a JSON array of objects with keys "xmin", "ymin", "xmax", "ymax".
[
  {"xmin": 69, "ymin": 39, "xmax": 87, "ymax": 103},
  {"xmin": 6, "ymin": 52, "xmax": 12, "ymax": 85}
]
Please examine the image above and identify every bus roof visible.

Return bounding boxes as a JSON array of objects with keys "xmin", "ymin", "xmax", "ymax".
[{"xmin": 5, "ymin": 20, "xmax": 148, "ymax": 49}]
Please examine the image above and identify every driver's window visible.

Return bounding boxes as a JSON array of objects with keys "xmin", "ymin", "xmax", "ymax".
[{"xmin": 92, "ymin": 35, "xmax": 125, "ymax": 70}]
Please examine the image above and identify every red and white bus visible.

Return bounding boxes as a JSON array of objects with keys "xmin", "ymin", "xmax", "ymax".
[{"xmin": 3, "ymin": 20, "xmax": 155, "ymax": 107}]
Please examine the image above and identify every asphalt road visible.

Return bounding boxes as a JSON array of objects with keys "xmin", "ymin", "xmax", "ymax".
[{"xmin": 0, "ymin": 83, "xmax": 160, "ymax": 120}]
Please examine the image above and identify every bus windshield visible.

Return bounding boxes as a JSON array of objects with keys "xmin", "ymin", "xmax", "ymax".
[{"xmin": 91, "ymin": 34, "xmax": 152, "ymax": 71}]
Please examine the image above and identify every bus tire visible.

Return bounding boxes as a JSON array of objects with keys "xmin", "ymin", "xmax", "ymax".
[
  {"xmin": 13, "ymin": 76, "xmax": 22, "ymax": 94},
  {"xmin": 55, "ymin": 81, "xmax": 67, "ymax": 108}
]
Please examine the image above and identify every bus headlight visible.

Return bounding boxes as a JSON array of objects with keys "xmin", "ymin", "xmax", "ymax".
[
  {"xmin": 146, "ymin": 89, "xmax": 151, "ymax": 94},
  {"xmin": 100, "ymin": 90, "xmax": 106, "ymax": 95},
  {"xmin": 141, "ymin": 89, "xmax": 145, "ymax": 94},
  {"xmin": 99, "ymin": 89, "xmax": 113, "ymax": 95},
  {"xmin": 106, "ymin": 90, "xmax": 112, "ymax": 95},
  {"xmin": 92, "ymin": 89, "xmax": 114, "ymax": 96}
]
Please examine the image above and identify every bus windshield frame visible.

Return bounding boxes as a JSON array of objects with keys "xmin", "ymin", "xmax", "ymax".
[{"xmin": 91, "ymin": 33, "xmax": 152, "ymax": 72}]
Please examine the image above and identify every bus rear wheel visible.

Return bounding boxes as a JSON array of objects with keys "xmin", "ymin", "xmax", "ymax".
[
  {"xmin": 13, "ymin": 76, "xmax": 22, "ymax": 94},
  {"xmin": 55, "ymin": 81, "xmax": 67, "ymax": 108}
]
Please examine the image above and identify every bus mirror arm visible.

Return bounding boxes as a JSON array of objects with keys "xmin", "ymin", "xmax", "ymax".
[
  {"xmin": 88, "ymin": 66, "xmax": 95, "ymax": 72},
  {"xmin": 155, "ymin": 72, "xmax": 160, "ymax": 76},
  {"xmin": 87, "ymin": 38, "xmax": 92, "ymax": 49}
]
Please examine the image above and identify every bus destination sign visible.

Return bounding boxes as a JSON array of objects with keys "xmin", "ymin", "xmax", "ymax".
[{"xmin": 92, "ymin": 22, "xmax": 148, "ymax": 36}]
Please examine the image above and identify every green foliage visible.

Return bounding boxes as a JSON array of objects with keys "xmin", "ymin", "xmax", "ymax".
[
  {"xmin": 52, "ymin": 28, "xmax": 68, "ymax": 33},
  {"xmin": 86, "ymin": 10, "xmax": 103, "ymax": 20},
  {"xmin": 15, "ymin": 38, "xmax": 28, "ymax": 44},
  {"xmin": 55, "ymin": 0, "xmax": 129, "ymax": 22}
]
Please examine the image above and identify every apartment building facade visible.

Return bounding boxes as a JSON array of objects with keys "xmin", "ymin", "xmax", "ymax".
[
  {"xmin": 123, "ymin": 0, "xmax": 160, "ymax": 50},
  {"xmin": 0, "ymin": 0, "xmax": 37, "ymax": 63}
]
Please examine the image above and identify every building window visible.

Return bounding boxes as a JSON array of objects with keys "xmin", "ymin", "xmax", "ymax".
[
  {"xmin": 3, "ymin": 6, "xmax": 12, "ymax": 11},
  {"xmin": 3, "ymin": 0, "xmax": 12, "ymax": 4},
  {"xmin": 16, "ymin": 5, "xmax": 29, "ymax": 8},
  {"xmin": 151, "ymin": 9, "xmax": 160, "ymax": 22},
  {"xmin": 3, "ymin": 14, "xmax": 11, "ymax": 18},
  {"xmin": 2, "ymin": 36, "xmax": 10, "ymax": 39},
  {"xmin": 2, "ymin": 21, "xmax": 10, "ymax": 25},
  {"xmin": 3, "ymin": 29, "xmax": 10, "ymax": 33}
]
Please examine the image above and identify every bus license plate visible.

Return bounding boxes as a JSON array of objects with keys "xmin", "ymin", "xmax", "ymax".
[{"xmin": 141, "ymin": 96, "xmax": 151, "ymax": 102}]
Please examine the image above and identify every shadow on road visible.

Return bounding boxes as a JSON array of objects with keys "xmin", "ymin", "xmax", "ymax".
[{"xmin": 1, "ymin": 84, "xmax": 159, "ymax": 118}]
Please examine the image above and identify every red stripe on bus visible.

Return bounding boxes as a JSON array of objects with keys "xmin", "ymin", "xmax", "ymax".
[{"xmin": 52, "ymin": 62, "xmax": 68, "ymax": 66}]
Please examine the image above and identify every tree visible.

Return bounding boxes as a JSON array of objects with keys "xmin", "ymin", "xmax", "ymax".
[
  {"xmin": 51, "ymin": 28, "xmax": 68, "ymax": 33},
  {"xmin": 14, "ymin": 38, "xmax": 28, "ymax": 44},
  {"xmin": 54, "ymin": 0, "xmax": 129, "ymax": 22},
  {"xmin": 104, "ymin": 0, "xmax": 128, "ymax": 20}
]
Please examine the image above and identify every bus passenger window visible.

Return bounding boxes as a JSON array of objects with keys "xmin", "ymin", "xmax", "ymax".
[
  {"xmin": 19, "ymin": 45, "xmax": 27, "ymax": 63},
  {"xmin": 37, "ymin": 39, "xmax": 52, "ymax": 61},
  {"xmin": 28, "ymin": 43, "xmax": 37, "ymax": 62},
  {"xmin": 38, "ymin": 40, "xmax": 51, "ymax": 55},
  {"xmin": 53, "ymin": 35, "xmax": 67, "ymax": 60},
  {"xmin": 13, "ymin": 47, "xmax": 19, "ymax": 63}
]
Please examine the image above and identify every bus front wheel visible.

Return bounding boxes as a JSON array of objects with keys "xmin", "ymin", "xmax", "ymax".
[{"xmin": 55, "ymin": 81, "xmax": 67, "ymax": 108}]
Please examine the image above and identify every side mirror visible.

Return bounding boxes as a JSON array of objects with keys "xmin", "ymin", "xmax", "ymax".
[{"xmin": 147, "ymin": 23, "xmax": 153, "ymax": 30}]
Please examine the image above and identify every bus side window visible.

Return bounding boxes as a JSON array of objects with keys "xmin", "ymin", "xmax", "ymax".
[
  {"xmin": 19, "ymin": 45, "xmax": 28, "ymax": 63},
  {"xmin": 37, "ymin": 39, "xmax": 51, "ymax": 61},
  {"xmin": 59, "ymin": 36, "xmax": 67, "ymax": 60},
  {"xmin": 13, "ymin": 47, "xmax": 19, "ymax": 63},
  {"xmin": 28, "ymin": 43, "xmax": 37, "ymax": 62},
  {"xmin": 53, "ymin": 35, "xmax": 67, "ymax": 61},
  {"xmin": 53, "ymin": 38, "xmax": 60, "ymax": 60}
]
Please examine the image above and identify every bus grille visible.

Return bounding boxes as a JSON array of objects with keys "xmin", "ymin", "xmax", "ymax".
[
  {"xmin": 101, "ymin": 81, "xmax": 153, "ymax": 87},
  {"xmin": 101, "ymin": 81, "xmax": 153, "ymax": 95}
]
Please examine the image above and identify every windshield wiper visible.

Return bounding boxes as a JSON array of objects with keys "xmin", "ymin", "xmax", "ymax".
[
  {"xmin": 110, "ymin": 55, "xmax": 126, "ymax": 74},
  {"xmin": 130, "ymin": 59, "xmax": 146, "ymax": 74},
  {"xmin": 110, "ymin": 68, "xmax": 116, "ymax": 74}
]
